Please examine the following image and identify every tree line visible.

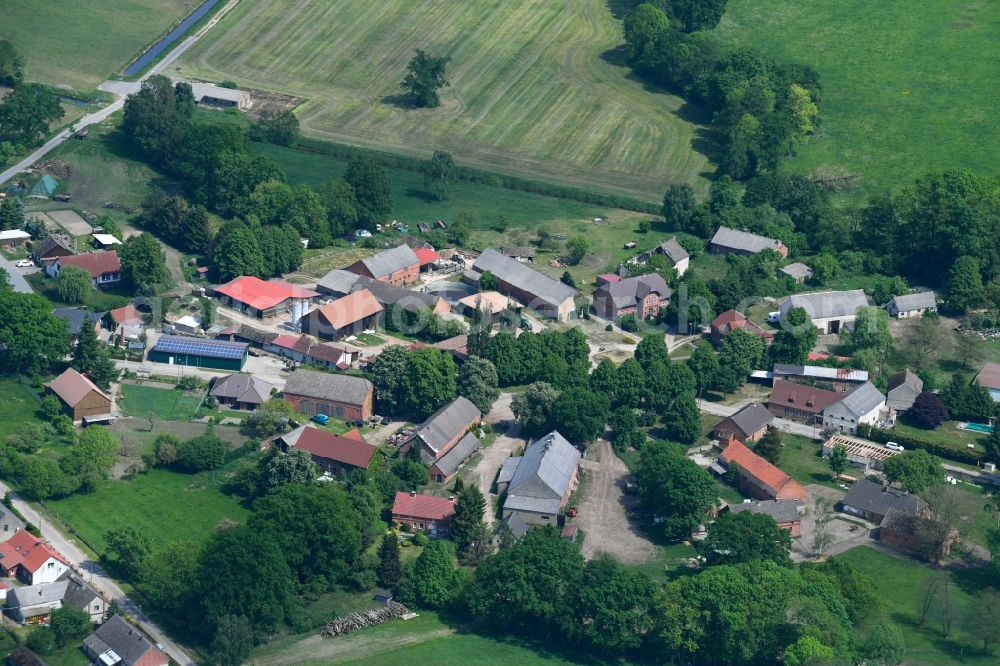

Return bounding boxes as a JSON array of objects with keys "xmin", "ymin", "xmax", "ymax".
[{"xmin": 623, "ymin": 2, "xmax": 819, "ymax": 181}]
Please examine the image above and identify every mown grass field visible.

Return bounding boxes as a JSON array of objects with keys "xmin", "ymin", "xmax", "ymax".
[
  {"xmin": 836, "ymin": 547, "xmax": 996, "ymax": 665},
  {"xmin": 249, "ymin": 611, "xmax": 601, "ymax": 666},
  {"xmin": 118, "ymin": 384, "xmax": 204, "ymax": 421},
  {"xmin": 0, "ymin": 0, "xmax": 193, "ymax": 93},
  {"xmin": 176, "ymin": 0, "xmax": 712, "ymax": 201},
  {"xmin": 45, "ymin": 467, "xmax": 250, "ymax": 553},
  {"xmin": 717, "ymin": 0, "xmax": 1000, "ymax": 196}
]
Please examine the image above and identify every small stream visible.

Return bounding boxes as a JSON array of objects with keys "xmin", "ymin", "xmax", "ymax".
[{"xmin": 123, "ymin": 0, "xmax": 222, "ymax": 76}]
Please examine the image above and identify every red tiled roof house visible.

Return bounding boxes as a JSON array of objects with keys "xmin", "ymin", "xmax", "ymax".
[
  {"xmin": 718, "ymin": 439, "xmax": 808, "ymax": 503},
  {"xmin": 47, "ymin": 251, "xmax": 121, "ymax": 287},
  {"xmin": 710, "ymin": 310, "xmax": 774, "ymax": 346},
  {"xmin": 391, "ymin": 491, "xmax": 456, "ymax": 536},
  {"xmin": 276, "ymin": 425, "xmax": 377, "ymax": 475},
  {"xmin": 767, "ymin": 379, "xmax": 842, "ymax": 424},
  {"xmin": 0, "ymin": 531, "xmax": 70, "ymax": 584}
]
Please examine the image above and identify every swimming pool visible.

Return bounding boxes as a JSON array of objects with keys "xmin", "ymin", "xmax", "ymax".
[{"xmin": 963, "ymin": 422, "xmax": 994, "ymax": 434}]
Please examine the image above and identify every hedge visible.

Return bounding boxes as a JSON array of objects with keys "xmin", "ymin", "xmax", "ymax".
[
  {"xmin": 858, "ymin": 424, "xmax": 983, "ymax": 466},
  {"xmin": 292, "ymin": 137, "xmax": 662, "ymax": 214}
]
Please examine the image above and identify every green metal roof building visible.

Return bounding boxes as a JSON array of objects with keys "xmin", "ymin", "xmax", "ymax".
[{"xmin": 148, "ymin": 335, "xmax": 248, "ymax": 371}]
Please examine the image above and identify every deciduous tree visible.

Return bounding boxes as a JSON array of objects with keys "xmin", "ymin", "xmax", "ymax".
[
  {"xmin": 908, "ymin": 392, "xmax": 949, "ymax": 429},
  {"xmin": 120, "ymin": 232, "xmax": 169, "ymax": 288},
  {"xmin": 405, "ymin": 347, "xmax": 457, "ymax": 420},
  {"xmin": 344, "ymin": 154, "xmax": 391, "ymax": 227},
  {"xmin": 769, "ymin": 307, "xmax": 816, "ymax": 365},
  {"xmin": 828, "ymin": 444, "xmax": 848, "ymax": 478},
  {"xmin": 635, "ymin": 441, "xmax": 716, "ymax": 539},
  {"xmin": 457, "ymin": 356, "xmax": 499, "ymax": 414},
  {"xmin": 882, "ymin": 449, "xmax": 942, "ymax": 494},
  {"xmin": 56, "ymin": 266, "xmax": 92, "ymax": 304},
  {"xmin": 754, "ymin": 427, "xmax": 783, "ymax": 464},
  {"xmin": 697, "ymin": 511, "xmax": 792, "ymax": 566},
  {"xmin": 551, "ymin": 387, "xmax": 608, "ymax": 443},
  {"xmin": 401, "ymin": 49, "xmax": 451, "ymax": 108},
  {"xmin": 946, "ymin": 256, "xmax": 984, "ymax": 312},
  {"xmin": 511, "ymin": 382, "xmax": 559, "ymax": 438},
  {"xmin": 865, "ymin": 622, "xmax": 904, "ymax": 665},
  {"xmin": 423, "ymin": 150, "xmax": 456, "ymax": 200},
  {"xmin": 103, "ymin": 526, "xmax": 151, "ymax": 578},
  {"xmin": 259, "ymin": 449, "xmax": 318, "ymax": 492},
  {"xmin": 210, "ymin": 614, "xmax": 254, "ymax": 666}
]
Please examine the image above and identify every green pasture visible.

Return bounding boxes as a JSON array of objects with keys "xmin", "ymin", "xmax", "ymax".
[
  {"xmin": 0, "ymin": 0, "xmax": 193, "ymax": 93},
  {"xmin": 118, "ymin": 383, "xmax": 203, "ymax": 421},
  {"xmin": 718, "ymin": 0, "xmax": 1000, "ymax": 197},
  {"xmin": 835, "ymin": 546, "xmax": 997, "ymax": 665},
  {"xmin": 45, "ymin": 467, "xmax": 250, "ymax": 553}
]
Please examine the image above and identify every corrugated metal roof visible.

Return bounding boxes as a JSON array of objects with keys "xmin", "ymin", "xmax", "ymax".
[
  {"xmin": 890, "ymin": 291, "xmax": 936, "ymax": 312},
  {"xmin": 283, "ymin": 369, "xmax": 373, "ymax": 406},
  {"xmin": 506, "ymin": 431, "xmax": 580, "ymax": 512},
  {"xmin": 411, "ymin": 396, "xmax": 481, "ymax": 456},
  {"xmin": 834, "ymin": 382, "xmax": 886, "ymax": 418},
  {"xmin": 711, "ymin": 227, "xmax": 783, "ymax": 253},
  {"xmin": 432, "ymin": 432, "xmax": 480, "ymax": 476},
  {"xmin": 356, "ymin": 245, "xmax": 419, "ymax": 278}
]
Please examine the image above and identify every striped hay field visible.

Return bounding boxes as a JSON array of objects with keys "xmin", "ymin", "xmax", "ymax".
[{"xmin": 174, "ymin": 0, "xmax": 711, "ymax": 201}]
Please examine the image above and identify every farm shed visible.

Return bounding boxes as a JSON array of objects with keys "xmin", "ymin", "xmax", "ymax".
[{"xmin": 149, "ymin": 335, "xmax": 248, "ymax": 371}]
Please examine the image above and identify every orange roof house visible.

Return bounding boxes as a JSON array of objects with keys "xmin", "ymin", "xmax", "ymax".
[
  {"xmin": 719, "ymin": 439, "xmax": 808, "ymax": 503},
  {"xmin": 44, "ymin": 368, "xmax": 112, "ymax": 423},
  {"xmin": 413, "ymin": 247, "xmax": 440, "ymax": 271},
  {"xmin": 301, "ymin": 289, "xmax": 383, "ymax": 341},
  {"xmin": 391, "ymin": 491, "xmax": 456, "ymax": 536}
]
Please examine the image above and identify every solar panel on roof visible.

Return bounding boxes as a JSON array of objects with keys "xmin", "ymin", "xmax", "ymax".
[{"xmin": 154, "ymin": 335, "xmax": 247, "ymax": 359}]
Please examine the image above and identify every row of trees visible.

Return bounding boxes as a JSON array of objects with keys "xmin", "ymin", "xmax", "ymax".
[{"xmin": 122, "ymin": 76, "xmax": 395, "ymax": 252}]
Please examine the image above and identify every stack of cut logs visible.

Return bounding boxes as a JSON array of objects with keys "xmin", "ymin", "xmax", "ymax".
[{"xmin": 320, "ymin": 602, "xmax": 410, "ymax": 637}]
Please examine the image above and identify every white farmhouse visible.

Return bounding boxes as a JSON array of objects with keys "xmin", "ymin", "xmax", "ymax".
[{"xmin": 822, "ymin": 382, "xmax": 891, "ymax": 435}]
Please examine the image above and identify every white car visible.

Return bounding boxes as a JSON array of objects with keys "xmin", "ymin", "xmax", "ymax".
[
  {"xmin": 14, "ymin": 259, "xmax": 34, "ymax": 268},
  {"xmin": 767, "ymin": 311, "xmax": 781, "ymax": 324},
  {"xmin": 355, "ymin": 229, "xmax": 372, "ymax": 238},
  {"xmin": 885, "ymin": 441, "xmax": 904, "ymax": 452}
]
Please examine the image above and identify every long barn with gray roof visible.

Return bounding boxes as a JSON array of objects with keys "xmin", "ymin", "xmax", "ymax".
[{"xmin": 467, "ymin": 248, "xmax": 576, "ymax": 321}]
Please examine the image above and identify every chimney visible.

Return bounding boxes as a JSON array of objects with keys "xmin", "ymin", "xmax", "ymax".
[{"xmin": 409, "ymin": 490, "xmax": 416, "ymax": 497}]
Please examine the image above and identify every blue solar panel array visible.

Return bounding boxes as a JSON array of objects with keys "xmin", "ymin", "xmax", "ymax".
[{"xmin": 154, "ymin": 335, "xmax": 247, "ymax": 360}]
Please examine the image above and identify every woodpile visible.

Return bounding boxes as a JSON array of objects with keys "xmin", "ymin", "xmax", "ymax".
[{"xmin": 320, "ymin": 601, "xmax": 411, "ymax": 638}]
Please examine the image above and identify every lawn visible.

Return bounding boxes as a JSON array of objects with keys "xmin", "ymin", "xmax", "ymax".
[
  {"xmin": 835, "ymin": 547, "xmax": 996, "ymax": 665},
  {"xmin": 0, "ymin": 377, "xmax": 42, "ymax": 439},
  {"xmin": 0, "ymin": 0, "xmax": 194, "ymax": 93},
  {"xmin": 717, "ymin": 1, "xmax": 1000, "ymax": 198},
  {"xmin": 176, "ymin": 0, "xmax": 712, "ymax": 201},
  {"xmin": 779, "ymin": 433, "xmax": 841, "ymax": 489},
  {"xmin": 893, "ymin": 419, "xmax": 988, "ymax": 455},
  {"xmin": 249, "ymin": 611, "xmax": 602, "ymax": 666},
  {"xmin": 44, "ymin": 467, "xmax": 250, "ymax": 553},
  {"xmin": 118, "ymin": 383, "xmax": 204, "ymax": 421}
]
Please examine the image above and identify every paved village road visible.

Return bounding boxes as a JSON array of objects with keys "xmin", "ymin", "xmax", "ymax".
[{"xmin": 0, "ymin": 480, "xmax": 196, "ymax": 665}]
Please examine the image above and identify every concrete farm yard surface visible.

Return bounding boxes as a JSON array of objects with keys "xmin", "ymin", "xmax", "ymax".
[{"xmin": 175, "ymin": 0, "xmax": 711, "ymax": 200}]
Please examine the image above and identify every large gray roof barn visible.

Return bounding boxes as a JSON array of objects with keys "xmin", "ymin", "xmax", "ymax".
[
  {"xmin": 839, "ymin": 478, "xmax": 927, "ymax": 523},
  {"xmin": 407, "ymin": 396, "xmax": 481, "ymax": 459},
  {"xmin": 469, "ymin": 249, "xmax": 576, "ymax": 320},
  {"xmin": 780, "ymin": 289, "xmax": 869, "ymax": 321},
  {"xmin": 710, "ymin": 227, "xmax": 787, "ymax": 256},
  {"xmin": 348, "ymin": 245, "xmax": 419, "ymax": 280},
  {"xmin": 283, "ymin": 369, "xmax": 373, "ymax": 406},
  {"xmin": 835, "ymin": 382, "xmax": 886, "ymax": 419},
  {"xmin": 503, "ymin": 431, "xmax": 581, "ymax": 516}
]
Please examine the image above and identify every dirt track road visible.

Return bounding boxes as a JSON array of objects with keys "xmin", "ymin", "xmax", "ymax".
[
  {"xmin": 575, "ymin": 440, "xmax": 658, "ymax": 564},
  {"xmin": 473, "ymin": 393, "xmax": 521, "ymax": 525}
]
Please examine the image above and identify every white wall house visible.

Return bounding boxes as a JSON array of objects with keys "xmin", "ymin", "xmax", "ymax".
[
  {"xmin": 822, "ymin": 383, "xmax": 890, "ymax": 435},
  {"xmin": 780, "ymin": 289, "xmax": 869, "ymax": 335},
  {"xmin": 887, "ymin": 291, "xmax": 937, "ymax": 319}
]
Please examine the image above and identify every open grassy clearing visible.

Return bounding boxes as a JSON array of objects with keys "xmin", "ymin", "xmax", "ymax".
[
  {"xmin": 835, "ymin": 547, "xmax": 996, "ymax": 665},
  {"xmin": 717, "ymin": 0, "xmax": 1000, "ymax": 197},
  {"xmin": 118, "ymin": 384, "xmax": 205, "ymax": 421},
  {"xmin": 0, "ymin": 377, "xmax": 42, "ymax": 439},
  {"xmin": 249, "ymin": 611, "xmax": 600, "ymax": 666},
  {"xmin": 44, "ymin": 467, "xmax": 250, "ymax": 553},
  {"xmin": 176, "ymin": 0, "xmax": 712, "ymax": 201},
  {"xmin": 0, "ymin": 0, "xmax": 193, "ymax": 93}
]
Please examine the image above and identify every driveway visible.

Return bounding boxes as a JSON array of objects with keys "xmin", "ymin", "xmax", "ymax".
[
  {"xmin": 472, "ymin": 393, "xmax": 521, "ymax": 525},
  {"xmin": 0, "ymin": 480, "xmax": 195, "ymax": 665},
  {"xmin": 0, "ymin": 255, "xmax": 33, "ymax": 294},
  {"xmin": 574, "ymin": 439, "xmax": 658, "ymax": 564}
]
